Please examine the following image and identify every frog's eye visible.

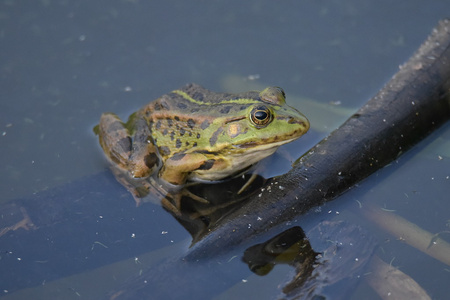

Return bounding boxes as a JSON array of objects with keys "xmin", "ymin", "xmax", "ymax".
[{"xmin": 250, "ymin": 105, "xmax": 273, "ymax": 128}]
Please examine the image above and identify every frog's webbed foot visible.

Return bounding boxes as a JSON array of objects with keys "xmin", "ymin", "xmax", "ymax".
[{"xmin": 0, "ymin": 207, "xmax": 37, "ymax": 238}]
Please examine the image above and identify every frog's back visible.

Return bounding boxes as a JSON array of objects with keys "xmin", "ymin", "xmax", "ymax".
[
  {"xmin": 143, "ymin": 83, "xmax": 261, "ymax": 117},
  {"xmin": 141, "ymin": 84, "xmax": 262, "ymax": 159}
]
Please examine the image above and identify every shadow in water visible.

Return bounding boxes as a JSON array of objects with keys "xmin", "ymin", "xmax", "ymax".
[{"xmin": 0, "ymin": 169, "xmax": 375, "ymax": 299}]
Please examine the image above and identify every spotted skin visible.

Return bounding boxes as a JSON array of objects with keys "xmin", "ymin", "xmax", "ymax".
[{"xmin": 96, "ymin": 83, "xmax": 309, "ymax": 186}]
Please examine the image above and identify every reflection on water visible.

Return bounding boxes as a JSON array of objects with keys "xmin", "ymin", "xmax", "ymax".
[
  {"xmin": 166, "ymin": 173, "xmax": 266, "ymax": 244},
  {"xmin": 107, "ymin": 221, "xmax": 375, "ymax": 300},
  {"xmin": 243, "ymin": 222, "xmax": 376, "ymax": 299}
]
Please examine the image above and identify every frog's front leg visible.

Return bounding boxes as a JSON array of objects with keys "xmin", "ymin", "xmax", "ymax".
[
  {"xmin": 160, "ymin": 153, "xmax": 227, "ymax": 185},
  {"xmin": 97, "ymin": 113, "xmax": 160, "ymax": 178}
]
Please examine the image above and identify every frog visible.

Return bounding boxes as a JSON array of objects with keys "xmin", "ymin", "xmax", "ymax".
[{"xmin": 95, "ymin": 83, "xmax": 309, "ymax": 211}]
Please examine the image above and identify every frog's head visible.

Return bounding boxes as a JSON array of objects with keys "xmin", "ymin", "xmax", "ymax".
[{"xmin": 218, "ymin": 87, "xmax": 310, "ymax": 159}]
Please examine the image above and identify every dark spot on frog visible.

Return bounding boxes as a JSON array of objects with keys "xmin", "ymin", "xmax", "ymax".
[
  {"xmin": 167, "ymin": 118, "xmax": 173, "ymax": 127},
  {"xmin": 160, "ymin": 101, "xmax": 170, "ymax": 110},
  {"xmin": 193, "ymin": 142, "xmax": 197, "ymax": 147},
  {"xmin": 144, "ymin": 153, "xmax": 159, "ymax": 169},
  {"xmin": 179, "ymin": 128, "xmax": 185, "ymax": 136},
  {"xmin": 198, "ymin": 159, "xmax": 215, "ymax": 170},
  {"xmin": 155, "ymin": 120, "xmax": 162, "ymax": 130},
  {"xmin": 168, "ymin": 92, "xmax": 178, "ymax": 100},
  {"xmin": 288, "ymin": 118, "xmax": 302, "ymax": 125},
  {"xmin": 220, "ymin": 106, "xmax": 232, "ymax": 114},
  {"xmin": 191, "ymin": 108, "xmax": 200, "ymax": 113},
  {"xmin": 118, "ymin": 137, "xmax": 132, "ymax": 152},
  {"xmin": 177, "ymin": 102, "xmax": 188, "ymax": 110},
  {"xmin": 187, "ymin": 119, "xmax": 196, "ymax": 129},
  {"xmin": 171, "ymin": 153, "xmax": 186, "ymax": 161},
  {"xmin": 200, "ymin": 120, "xmax": 210, "ymax": 130},
  {"xmin": 195, "ymin": 150, "xmax": 217, "ymax": 154},
  {"xmin": 192, "ymin": 92, "xmax": 204, "ymax": 101},
  {"xmin": 238, "ymin": 142, "xmax": 258, "ymax": 149},
  {"xmin": 174, "ymin": 116, "xmax": 180, "ymax": 121},
  {"xmin": 159, "ymin": 146, "xmax": 171, "ymax": 156},
  {"xmin": 197, "ymin": 133, "xmax": 201, "ymax": 139},
  {"xmin": 162, "ymin": 129, "xmax": 168, "ymax": 136},
  {"xmin": 153, "ymin": 103, "xmax": 162, "ymax": 111},
  {"xmin": 176, "ymin": 138, "xmax": 182, "ymax": 148},
  {"xmin": 108, "ymin": 121, "xmax": 125, "ymax": 132},
  {"xmin": 170, "ymin": 131, "xmax": 175, "ymax": 141},
  {"xmin": 240, "ymin": 105, "xmax": 248, "ymax": 110},
  {"xmin": 209, "ymin": 127, "xmax": 224, "ymax": 146},
  {"xmin": 185, "ymin": 141, "xmax": 190, "ymax": 146}
]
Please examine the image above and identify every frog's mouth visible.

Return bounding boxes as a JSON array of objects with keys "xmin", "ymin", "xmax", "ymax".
[{"xmin": 235, "ymin": 137, "xmax": 299, "ymax": 150}]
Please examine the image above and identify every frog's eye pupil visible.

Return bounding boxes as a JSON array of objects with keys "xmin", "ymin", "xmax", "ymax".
[
  {"xmin": 255, "ymin": 110, "xmax": 268, "ymax": 120},
  {"xmin": 250, "ymin": 105, "xmax": 272, "ymax": 128}
]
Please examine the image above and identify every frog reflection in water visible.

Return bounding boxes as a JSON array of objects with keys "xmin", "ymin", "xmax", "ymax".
[{"xmin": 95, "ymin": 84, "xmax": 309, "ymax": 213}]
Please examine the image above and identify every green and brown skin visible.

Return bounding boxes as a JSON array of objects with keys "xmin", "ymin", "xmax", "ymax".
[{"xmin": 96, "ymin": 83, "xmax": 309, "ymax": 187}]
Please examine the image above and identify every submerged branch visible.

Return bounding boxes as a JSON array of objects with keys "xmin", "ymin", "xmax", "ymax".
[
  {"xmin": 366, "ymin": 255, "xmax": 431, "ymax": 300},
  {"xmin": 361, "ymin": 203, "xmax": 450, "ymax": 267}
]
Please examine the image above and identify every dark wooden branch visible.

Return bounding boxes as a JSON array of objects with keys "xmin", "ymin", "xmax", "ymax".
[{"xmin": 186, "ymin": 19, "xmax": 450, "ymax": 259}]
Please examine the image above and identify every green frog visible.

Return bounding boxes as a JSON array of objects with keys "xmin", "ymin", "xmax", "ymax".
[{"xmin": 95, "ymin": 84, "xmax": 309, "ymax": 209}]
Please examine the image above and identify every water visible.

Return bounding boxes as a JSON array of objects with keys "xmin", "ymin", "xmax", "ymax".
[{"xmin": 1, "ymin": 0, "xmax": 449, "ymax": 299}]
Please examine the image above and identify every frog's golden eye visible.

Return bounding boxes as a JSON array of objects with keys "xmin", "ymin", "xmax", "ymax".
[{"xmin": 250, "ymin": 105, "xmax": 272, "ymax": 128}]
